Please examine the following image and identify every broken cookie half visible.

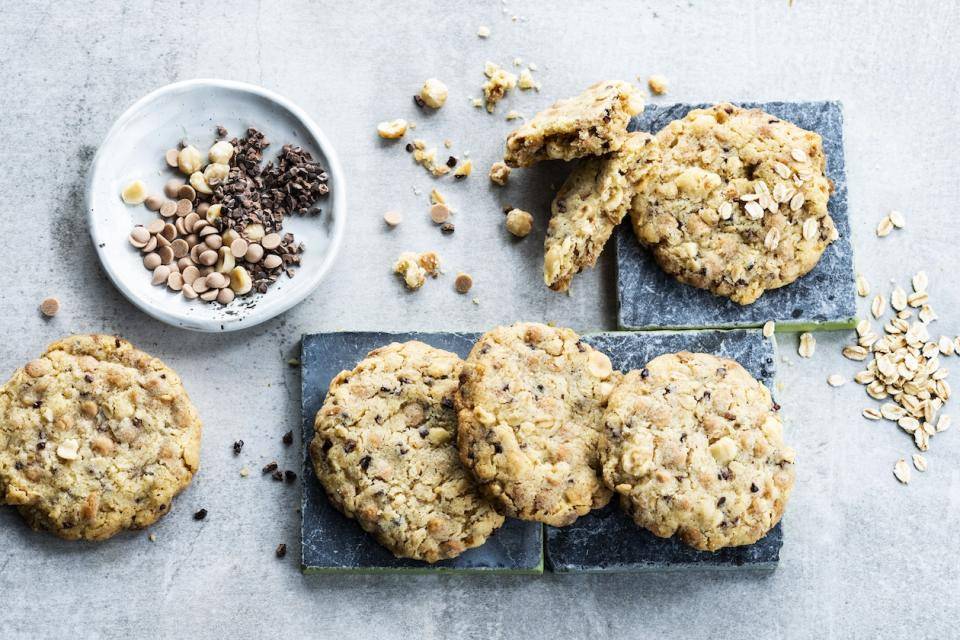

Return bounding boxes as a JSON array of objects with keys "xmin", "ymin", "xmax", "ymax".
[
  {"xmin": 544, "ymin": 131, "xmax": 659, "ymax": 292},
  {"xmin": 503, "ymin": 80, "xmax": 644, "ymax": 168}
]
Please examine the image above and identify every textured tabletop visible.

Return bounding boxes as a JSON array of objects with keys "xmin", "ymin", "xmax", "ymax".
[{"xmin": 1, "ymin": 1, "xmax": 958, "ymax": 638}]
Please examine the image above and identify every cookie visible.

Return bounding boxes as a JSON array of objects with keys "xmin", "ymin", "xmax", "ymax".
[
  {"xmin": 503, "ymin": 81, "xmax": 644, "ymax": 168},
  {"xmin": 309, "ymin": 341, "xmax": 503, "ymax": 563},
  {"xmin": 455, "ymin": 323, "xmax": 616, "ymax": 526},
  {"xmin": 630, "ymin": 103, "xmax": 837, "ymax": 305},
  {"xmin": 0, "ymin": 335, "xmax": 202, "ymax": 540},
  {"xmin": 600, "ymin": 352, "xmax": 795, "ymax": 551},
  {"xmin": 544, "ymin": 131, "xmax": 659, "ymax": 292}
]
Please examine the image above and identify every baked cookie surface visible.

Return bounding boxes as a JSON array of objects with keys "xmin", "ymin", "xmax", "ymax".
[
  {"xmin": 455, "ymin": 323, "xmax": 616, "ymax": 526},
  {"xmin": 544, "ymin": 131, "xmax": 659, "ymax": 292},
  {"xmin": 309, "ymin": 341, "xmax": 503, "ymax": 563},
  {"xmin": 630, "ymin": 102, "xmax": 837, "ymax": 305},
  {"xmin": 0, "ymin": 334, "xmax": 202, "ymax": 540},
  {"xmin": 503, "ymin": 81, "xmax": 643, "ymax": 168},
  {"xmin": 600, "ymin": 352, "xmax": 795, "ymax": 551}
]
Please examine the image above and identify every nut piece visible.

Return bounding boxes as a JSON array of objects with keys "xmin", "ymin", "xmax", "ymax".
[
  {"xmin": 505, "ymin": 208, "xmax": 534, "ymax": 237},
  {"xmin": 376, "ymin": 118, "xmax": 408, "ymax": 139},
  {"xmin": 120, "ymin": 180, "xmax": 148, "ymax": 205},
  {"xmin": 189, "ymin": 171, "xmax": 213, "ymax": 195},
  {"xmin": 203, "ymin": 162, "xmax": 230, "ymax": 185},
  {"xmin": 384, "ymin": 210, "xmax": 402, "ymax": 227},
  {"xmin": 417, "ymin": 252, "xmax": 441, "ymax": 276},
  {"xmin": 647, "ymin": 74, "xmax": 669, "ymax": 95},
  {"xmin": 453, "ymin": 159, "xmax": 473, "ymax": 179},
  {"xmin": 208, "ymin": 140, "xmax": 234, "ymax": 165},
  {"xmin": 489, "ymin": 161, "xmax": 511, "ymax": 186},
  {"xmin": 229, "ymin": 266, "xmax": 253, "ymax": 295},
  {"xmin": 482, "ymin": 62, "xmax": 517, "ymax": 112},
  {"xmin": 56, "ymin": 439, "xmax": 80, "ymax": 461},
  {"xmin": 419, "ymin": 78, "xmax": 448, "ymax": 109},
  {"xmin": 39, "ymin": 297, "xmax": 60, "ymax": 317},
  {"xmin": 454, "ymin": 272, "xmax": 473, "ymax": 294},
  {"xmin": 178, "ymin": 145, "xmax": 203, "ymax": 176},
  {"xmin": 827, "ymin": 374, "xmax": 846, "ymax": 387}
]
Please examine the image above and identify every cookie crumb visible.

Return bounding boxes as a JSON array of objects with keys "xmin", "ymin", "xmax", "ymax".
[
  {"xmin": 148, "ymin": 533, "xmax": 157, "ymax": 542},
  {"xmin": 489, "ymin": 162, "xmax": 511, "ymax": 186},
  {"xmin": 504, "ymin": 110, "xmax": 523, "ymax": 121},
  {"xmin": 276, "ymin": 543, "xmax": 288, "ymax": 558},
  {"xmin": 455, "ymin": 273, "xmax": 473, "ymax": 294},
  {"xmin": 193, "ymin": 508, "xmax": 208, "ymax": 521},
  {"xmin": 517, "ymin": 69, "xmax": 539, "ymax": 91},
  {"xmin": 477, "ymin": 25, "xmax": 490, "ymax": 38},
  {"xmin": 262, "ymin": 461, "xmax": 279, "ymax": 474},
  {"xmin": 472, "ymin": 298, "xmax": 480, "ymax": 305},
  {"xmin": 39, "ymin": 297, "xmax": 60, "ymax": 317},
  {"xmin": 647, "ymin": 74, "xmax": 669, "ymax": 95},
  {"xmin": 394, "ymin": 252, "xmax": 427, "ymax": 290},
  {"xmin": 482, "ymin": 62, "xmax": 517, "ymax": 113},
  {"xmin": 284, "ymin": 470, "xmax": 297, "ymax": 483},
  {"xmin": 282, "ymin": 431, "xmax": 293, "ymax": 446},
  {"xmin": 233, "ymin": 440, "xmax": 244, "ymax": 455},
  {"xmin": 240, "ymin": 467, "xmax": 250, "ymax": 478}
]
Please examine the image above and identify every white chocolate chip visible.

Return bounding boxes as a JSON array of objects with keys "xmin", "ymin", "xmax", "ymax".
[
  {"xmin": 56, "ymin": 439, "xmax": 80, "ymax": 461},
  {"xmin": 419, "ymin": 78, "xmax": 448, "ymax": 109},
  {"xmin": 121, "ymin": 180, "xmax": 148, "ymax": 205},
  {"xmin": 377, "ymin": 119, "xmax": 408, "ymax": 139}
]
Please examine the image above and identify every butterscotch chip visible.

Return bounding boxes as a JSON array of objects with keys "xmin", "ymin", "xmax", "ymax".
[
  {"xmin": 39, "ymin": 298, "xmax": 60, "ymax": 317},
  {"xmin": 310, "ymin": 341, "xmax": 502, "ymax": 562},
  {"xmin": 177, "ymin": 184, "xmax": 196, "ymax": 202},
  {"xmin": 454, "ymin": 273, "xmax": 473, "ymax": 293},
  {"xmin": 0, "ymin": 335, "xmax": 202, "ymax": 540},
  {"xmin": 175, "ymin": 199, "xmax": 193, "ymax": 216},
  {"xmin": 430, "ymin": 204, "xmax": 451, "ymax": 224},
  {"xmin": 165, "ymin": 148, "xmax": 180, "ymax": 168},
  {"xmin": 383, "ymin": 211, "xmax": 402, "ymax": 227},
  {"xmin": 144, "ymin": 194, "xmax": 164, "ymax": 211}
]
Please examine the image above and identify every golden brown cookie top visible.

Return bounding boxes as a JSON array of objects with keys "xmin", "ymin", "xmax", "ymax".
[
  {"xmin": 0, "ymin": 334, "xmax": 202, "ymax": 540},
  {"xmin": 600, "ymin": 351, "xmax": 795, "ymax": 551}
]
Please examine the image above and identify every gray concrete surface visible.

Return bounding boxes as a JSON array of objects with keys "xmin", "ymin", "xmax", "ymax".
[{"xmin": 1, "ymin": 1, "xmax": 958, "ymax": 638}]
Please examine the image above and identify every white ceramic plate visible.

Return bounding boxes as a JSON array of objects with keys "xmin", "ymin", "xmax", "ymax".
[{"xmin": 87, "ymin": 79, "xmax": 346, "ymax": 332}]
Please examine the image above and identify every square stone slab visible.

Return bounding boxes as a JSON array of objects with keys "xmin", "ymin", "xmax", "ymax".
[
  {"xmin": 617, "ymin": 101, "xmax": 856, "ymax": 332},
  {"xmin": 300, "ymin": 331, "xmax": 544, "ymax": 574},
  {"xmin": 546, "ymin": 328, "xmax": 784, "ymax": 572}
]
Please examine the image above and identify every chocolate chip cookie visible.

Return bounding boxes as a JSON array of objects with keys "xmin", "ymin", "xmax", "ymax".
[
  {"xmin": 309, "ymin": 341, "xmax": 503, "ymax": 563},
  {"xmin": 503, "ymin": 81, "xmax": 644, "ymax": 168},
  {"xmin": 630, "ymin": 103, "xmax": 837, "ymax": 305},
  {"xmin": 455, "ymin": 323, "xmax": 616, "ymax": 526},
  {"xmin": 600, "ymin": 352, "xmax": 795, "ymax": 551},
  {"xmin": 0, "ymin": 335, "xmax": 202, "ymax": 540},
  {"xmin": 544, "ymin": 131, "xmax": 659, "ymax": 292}
]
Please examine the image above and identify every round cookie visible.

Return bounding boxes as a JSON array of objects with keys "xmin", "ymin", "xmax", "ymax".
[
  {"xmin": 600, "ymin": 352, "xmax": 795, "ymax": 551},
  {"xmin": 309, "ymin": 341, "xmax": 503, "ymax": 563},
  {"xmin": 455, "ymin": 323, "xmax": 616, "ymax": 526},
  {"xmin": 630, "ymin": 103, "xmax": 838, "ymax": 305},
  {"xmin": 0, "ymin": 335, "xmax": 202, "ymax": 540}
]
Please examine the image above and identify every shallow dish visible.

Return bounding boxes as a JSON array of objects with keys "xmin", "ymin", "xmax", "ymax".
[{"xmin": 87, "ymin": 79, "xmax": 346, "ymax": 332}]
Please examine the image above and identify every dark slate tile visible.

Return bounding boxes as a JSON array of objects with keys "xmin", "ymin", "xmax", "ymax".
[
  {"xmin": 545, "ymin": 328, "xmax": 784, "ymax": 572},
  {"xmin": 617, "ymin": 101, "xmax": 856, "ymax": 332},
  {"xmin": 300, "ymin": 331, "xmax": 544, "ymax": 574}
]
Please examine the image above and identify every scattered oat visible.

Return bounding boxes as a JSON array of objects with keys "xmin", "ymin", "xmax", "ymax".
[
  {"xmin": 862, "ymin": 407, "xmax": 882, "ymax": 420},
  {"xmin": 871, "ymin": 294, "xmax": 886, "ymax": 319},
  {"xmin": 762, "ymin": 320, "xmax": 775, "ymax": 338},
  {"xmin": 876, "ymin": 215, "xmax": 894, "ymax": 237},
  {"xmin": 798, "ymin": 332, "xmax": 816, "ymax": 358},
  {"xmin": 842, "ymin": 345, "xmax": 869, "ymax": 361},
  {"xmin": 911, "ymin": 271, "xmax": 928, "ymax": 293},
  {"xmin": 893, "ymin": 459, "xmax": 911, "ymax": 484},
  {"xmin": 890, "ymin": 286, "xmax": 907, "ymax": 311},
  {"xmin": 856, "ymin": 273, "xmax": 870, "ymax": 297},
  {"xmin": 409, "ymin": 139, "xmax": 451, "ymax": 177},
  {"xmin": 477, "ymin": 25, "xmax": 491, "ymax": 38},
  {"xmin": 936, "ymin": 414, "xmax": 951, "ymax": 432},
  {"xmin": 827, "ymin": 374, "xmax": 846, "ymax": 387},
  {"xmin": 647, "ymin": 74, "xmax": 668, "ymax": 95},
  {"xmin": 912, "ymin": 453, "xmax": 927, "ymax": 472},
  {"xmin": 889, "ymin": 210, "xmax": 906, "ymax": 228}
]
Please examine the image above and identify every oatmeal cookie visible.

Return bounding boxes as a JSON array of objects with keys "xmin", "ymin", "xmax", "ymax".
[
  {"xmin": 503, "ymin": 81, "xmax": 644, "ymax": 168},
  {"xmin": 0, "ymin": 335, "xmax": 202, "ymax": 540},
  {"xmin": 544, "ymin": 131, "xmax": 659, "ymax": 292},
  {"xmin": 309, "ymin": 341, "xmax": 503, "ymax": 563},
  {"xmin": 455, "ymin": 323, "xmax": 616, "ymax": 526},
  {"xmin": 600, "ymin": 352, "xmax": 795, "ymax": 551},
  {"xmin": 630, "ymin": 103, "xmax": 837, "ymax": 305}
]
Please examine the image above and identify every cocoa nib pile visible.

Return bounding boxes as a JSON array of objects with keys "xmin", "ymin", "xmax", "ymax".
[{"xmin": 212, "ymin": 126, "xmax": 330, "ymax": 294}]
